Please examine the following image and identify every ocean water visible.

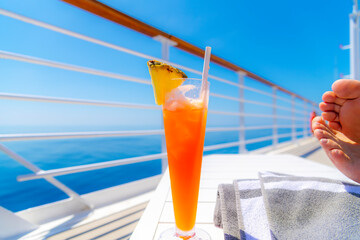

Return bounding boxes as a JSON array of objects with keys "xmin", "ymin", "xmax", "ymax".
[{"xmin": 0, "ymin": 128, "xmax": 302, "ymax": 212}]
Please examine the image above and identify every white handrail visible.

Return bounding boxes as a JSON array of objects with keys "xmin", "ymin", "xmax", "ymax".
[
  {"xmin": 208, "ymin": 110, "xmax": 306, "ymax": 120},
  {"xmin": 0, "ymin": 92, "xmax": 160, "ymax": 110},
  {"xmin": 0, "ymin": 50, "xmax": 151, "ymax": 85},
  {"xmin": 0, "ymin": 125, "xmax": 303, "ymax": 141},
  {"xmin": 0, "ymin": 92, "xmax": 308, "ymax": 121},
  {"xmin": 245, "ymin": 135, "xmax": 274, "ymax": 144},
  {"xmin": 1, "ymin": 89, "xmax": 309, "ymax": 116},
  {"xmin": 0, "ymin": 130, "xmax": 164, "ymax": 141},
  {"xmin": 17, "ymin": 152, "xmax": 168, "ymax": 181},
  {"xmin": 210, "ymin": 92, "xmax": 273, "ymax": 107},
  {"xmin": 211, "ymin": 92, "xmax": 308, "ymax": 115},
  {"xmin": 203, "ymin": 141, "xmax": 240, "ymax": 151}
]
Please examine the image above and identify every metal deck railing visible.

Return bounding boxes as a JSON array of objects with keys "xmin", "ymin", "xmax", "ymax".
[{"xmin": 0, "ymin": 6, "xmax": 318, "ymax": 212}]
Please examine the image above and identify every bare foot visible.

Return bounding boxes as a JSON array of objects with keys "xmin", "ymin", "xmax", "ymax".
[
  {"xmin": 320, "ymin": 79, "xmax": 360, "ymax": 143},
  {"xmin": 312, "ymin": 116, "xmax": 360, "ymax": 183}
]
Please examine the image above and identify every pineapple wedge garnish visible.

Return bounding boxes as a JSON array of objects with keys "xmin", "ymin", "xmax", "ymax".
[{"xmin": 147, "ymin": 60, "xmax": 187, "ymax": 105}]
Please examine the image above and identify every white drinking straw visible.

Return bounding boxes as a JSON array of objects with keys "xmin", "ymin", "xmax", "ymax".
[{"xmin": 201, "ymin": 46, "xmax": 211, "ymax": 92}]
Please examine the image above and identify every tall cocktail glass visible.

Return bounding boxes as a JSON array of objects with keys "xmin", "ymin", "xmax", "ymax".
[{"xmin": 159, "ymin": 78, "xmax": 210, "ymax": 240}]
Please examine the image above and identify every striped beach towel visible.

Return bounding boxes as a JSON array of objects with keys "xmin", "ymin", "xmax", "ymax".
[{"xmin": 214, "ymin": 172, "xmax": 360, "ymax": 240}]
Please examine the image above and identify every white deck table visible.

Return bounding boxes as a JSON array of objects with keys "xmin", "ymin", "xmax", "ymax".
[{"xmin": 130, "ymin": 154, "xmax": 351, "ymax": 240}]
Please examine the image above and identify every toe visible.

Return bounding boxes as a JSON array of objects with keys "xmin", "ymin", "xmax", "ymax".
[
  {"xmin": 314, "ymin": 128, "xmax": 334, "ymax": 141},
  {"xmin": 328, "ymin": 121, "xmax": 342, "ymax": 131},
  {"xmin": 318, "ymin": 137, "xmax": 350, "ymax": 169},
  {"xmin": 322, "ymin": 111, "xmax": 339, "ymax": 122},
  {"xmin": 319, "ymin": 138, "xmax": 341, "ymax": 151},
  {"xmin": 312, "ymin": 117, "xmax": 325, "ymax": 131},
  {"xmin": 322, "ymin": 91, "xmax": 346, "ymax": 106},
  {"xmin": 312, "ymin": 116, "xmax": 324, "ymax": 124},
  {"xmin": 319, "ymin": 102, "xmax": 341, "ymax": 113},
  {"xmin": 312, "ymin": 117, "xmax": 336, "ymax": 134},
  {"xmin": 322, "ymin": 91, "xmax": 336, "ymax": 103},
  {"xmin": 328, "ymin": 148, "xmax": 350, "ymax": 167},
  {"xmin": 332, "ymin": 79, "xmax": 360, "ymax": 99}
]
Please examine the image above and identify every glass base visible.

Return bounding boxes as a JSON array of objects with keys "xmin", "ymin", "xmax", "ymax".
[{"xmin": 159, "ymin": 227, "xmax": 211, "ymax": 240}]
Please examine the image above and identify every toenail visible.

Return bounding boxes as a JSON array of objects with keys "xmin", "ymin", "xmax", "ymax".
[
  {"xmin": 332, "ymin": 149, "xmax": 342, "ymax": 156},
  {"xmin": 314, "ymin": 129, "xmax": 322, "ymax": 135},
  {"xmin": 320, "ymin": 138, "xmax": 327, "ymax": 144}
]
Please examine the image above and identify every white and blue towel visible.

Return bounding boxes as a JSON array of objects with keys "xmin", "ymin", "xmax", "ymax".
[{"xmin": 214, "ymin": 172, "xmax": 360, "ymax": 240}]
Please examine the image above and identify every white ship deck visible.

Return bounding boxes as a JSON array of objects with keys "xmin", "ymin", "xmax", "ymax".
[{"xmin": 14, "ymin": 137, "xmax": 348, "ymax": 240}]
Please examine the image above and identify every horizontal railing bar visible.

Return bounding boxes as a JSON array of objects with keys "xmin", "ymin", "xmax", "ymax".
[
  {"xmin": 275, "ymin": 95, "xmax": 310, "ymax": 108},
  {"xmin": 0, "ymin": 92, "xmax": 160, "ymax": 110},
  {"xmin": 2, "ymin": 92, "xmax": 309, "ymax": 121},
  {"xmin": 17, "ymin": 152, "xmax": 168, "ymax": 181},
  {"xmin": 209, "ymin": 110, "xmax": 306, "ymax": 120},
  {"xmin": 246, "ymin": 125, "xmax": 304, "ymax": 130},
  {"xmin": 209, "ymin": 110, "xmax": 283, "ymax": 118},
  {"xmin": 210, "ymin": 93, "xmax": 310, "ymax": 115},
  {"xmin": 203, "ymin": 141, "xmax": 240, "ymax": 151},
  {"xmin": 206, "ymin": 127, "xmax": 241, "ymax": 132},
  {"xmin": 276, "ymin": 133, "xmax": 293, "ymax": 139},
  {"xmin": 0, "ymin": 125, "xmax": 308, "ymax": 142},
  {"xmin": 245, "ymin": 135, "xmax": 274, "ymax": 144},
  {"xmin": 275, "ymin": 95, "xmax": 294, "ymax": 104},
  {"xmin": 208, "ymin": 110, "xmax": 242, "ymax": 116},
  {"xmin": 209, "ymin": 92, "xmax": 241, "ymax": 102},
  {"xmin": 204, "ymin": 135, "xmax": 281, "ymax": 150},
  {"xmin": 0, "ymin": 130, "xmax": 165, "ymax": 141},
  {"xmin": 244, "ymin": 87, "xmax": 275, "ymax": 98},
  {"xmin": 243, "ymin": 125, "xmax": 273, "ymax": 130},
  {"xmin": 210, "ymin": 92, "xmax": 274, "ymax": 107},
  {"xmin": 276, "ymin": 125, "xmax": 308, "ymax": 129},
  {"xmin": 0, "ymin": 127, "xmax": 242, "ymax": 141},
  {"xmin": 207, "ymin": 125, "xmax": 283, "ymax": 132},
  {"xmin": 0, "ymin": 50, "xmax": 151, "ymax": 85},
  {"xmin": 208, "ymin": 110, "xmax": 279, "ymax": 118},
  {"xmin": 0, "ymin": 92, "xmax": 309, "ymax": 121},
  {"xmin": 276, "ymin": 105, "xmax": 307, "ymax": 115},
  {"xmin": 0, "ymin": 93, "xmax": 310, "ymax": 121}
]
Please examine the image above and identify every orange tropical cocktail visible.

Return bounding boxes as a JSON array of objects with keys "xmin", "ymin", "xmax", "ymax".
[
  {"xmin": 163, "ymin": 81, "xmax": 208, "ymax": 231},
  {"xmin": 148, "ymin": 60, "xmax": 210, "ymax": 239}
]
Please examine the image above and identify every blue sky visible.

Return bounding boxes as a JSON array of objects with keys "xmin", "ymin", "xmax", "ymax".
[{"xmin": 0, "ymin": 0, "xmax": 354, "ymax": 129}]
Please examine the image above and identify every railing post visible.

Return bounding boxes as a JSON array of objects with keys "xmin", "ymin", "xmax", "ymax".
[
  {"xmin": 291, "ymin": 95, "xmax": 296, "ymax": 142},
  {"xmin": 272, "ymin": 87, "xmax": 278, "ymax": 148},
  {"xmin": 154, "ymin": 35, "xmax": 177, "ymax": 173},
  {"xmin": 237, "ymin": 71, "xmax": 247, "ymax": 153},
  {"xmin": 303, "ymin": 100, "xmax": 308, "ymax": 138}
]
